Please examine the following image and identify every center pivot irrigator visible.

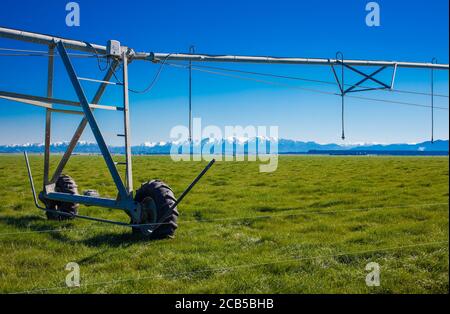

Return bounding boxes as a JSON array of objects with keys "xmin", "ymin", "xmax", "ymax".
[{"xmin": 0, "ymin": 26, "xmax": 447, "ymax": 240}]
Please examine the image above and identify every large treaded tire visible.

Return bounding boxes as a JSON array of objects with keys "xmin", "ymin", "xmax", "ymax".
[
  {"xmin": 44, "ymin": 175, "xmax": 79, "ymax": 220},
  {"xmin": 133, "ymin": 180, "xmax": 179, "ymax": 239}
]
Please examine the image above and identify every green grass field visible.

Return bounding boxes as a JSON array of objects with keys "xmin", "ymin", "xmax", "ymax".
[{"xmin": 0, "ymin": 155, "xmax": 448, "ymax": 294}]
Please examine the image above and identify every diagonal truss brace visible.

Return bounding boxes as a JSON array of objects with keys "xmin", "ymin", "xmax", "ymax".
[
  {"xmin": 330, "ymin": 58, "xmax": 398, "ymax": 140},
  {"xmin": 343, "ymin": 65, "xmax": 389, "ymax": 93},
  {"xmin": 331, "ymin": 62, "xmax": 397, "ymax": 96},
  {"xmin": 49, "ymin": 60, "xmax": 120, "ymax": 185},
  {"xmin": 56, "ymin": 41, "xmax": 129, "ymax": 200}
]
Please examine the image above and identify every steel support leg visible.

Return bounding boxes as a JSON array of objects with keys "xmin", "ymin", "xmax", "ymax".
[
  {"xmin": 122, "ymin": 51, "xmax": 133, "ymax": 193},
  {"xmin": 56, "ymin": 42, "xmax": 129, "ymax": 199},
  {"xmin": 43, "ymin": 45, "xmax": 54, "ymax": 187}
]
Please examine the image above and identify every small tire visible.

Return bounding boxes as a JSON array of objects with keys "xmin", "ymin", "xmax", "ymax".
[
  {"xmin": 133, "ymin": 180, "xmax": 179, "ymax": 239},
  {"xmin": 43, "ymin": 175, "xmax": 79, "ymax": 220}
]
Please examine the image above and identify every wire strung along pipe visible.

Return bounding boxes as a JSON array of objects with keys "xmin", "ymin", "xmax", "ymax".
[
  {"xmin": 0, "ymin": 26, "xmax": 148, "ymax": 60},
  {"xmin": 149, "ymin": 52, "xmax": 450, "ymax": 69},
  {"xmin": 0, "ymin": 26, "xmax": 107, "ymax": 54}
]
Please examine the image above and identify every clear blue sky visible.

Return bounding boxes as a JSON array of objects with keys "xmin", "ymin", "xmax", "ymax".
[{"xmin": 0, "ymin": 0, "xmax": 448, "ymax": 145}]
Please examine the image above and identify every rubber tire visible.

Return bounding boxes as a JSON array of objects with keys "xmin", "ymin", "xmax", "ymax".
[
  {"xmin": 133, "ymin": 180, "xmax": 179, "ymax": 239},
  {"xmin": 44, "ymin": 175, "xmax": 79, "ymax": 220}
]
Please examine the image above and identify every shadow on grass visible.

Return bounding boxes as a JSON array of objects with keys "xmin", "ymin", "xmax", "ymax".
[
  {"xmin": 77, "ymin": 249, "xmax": 110, "ymax": 265},
  {"xmin": 0, "ymin": 215, "xmax": 73, "ymax": 232},
  {"xmin": 80, "ymin": 232, "xmax": 163, "ymax": 248},
  {"xmin": 0, "ymin": 215, "xmax": 76, "ymax": 242},
  {"xmin": 0, "ymin": 215, "xmax": 42, "ymax": 229},
  {"xmin": 0, "ymin": 215, "xmax": 168, "ymax": 247},
  {"xmin": 253, "ymin": 205, "xmax": 304, "ymax": 213}
]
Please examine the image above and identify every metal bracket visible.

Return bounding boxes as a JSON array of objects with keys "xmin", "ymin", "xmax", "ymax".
[{"xmin": 390, "ymin": 63, "xmax": 398, "ymax": 90}]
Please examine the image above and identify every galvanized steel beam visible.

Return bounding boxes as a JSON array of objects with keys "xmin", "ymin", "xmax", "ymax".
[{"xmin": 1, "ymin": 27, "xmax": 448, "ymax": 69}]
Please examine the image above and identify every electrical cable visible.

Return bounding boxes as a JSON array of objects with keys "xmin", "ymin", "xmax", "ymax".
[
  {"xmin": 2, "ymin": 46, "xmax": 447, "ymax": 99},
  {"xmin": 111, "ymin": 53, "xmax": 172, "ymax": 94},
  {"xmin": 127, "ymin": 53, "xmax": 172, "ymax": 94},
  {"xmin": 86, "ymin": 44, "xmax": 110, "ymax": 72},
  {"xmin": 168, "ymin": 62, "xmax": 449, "ymax": 98},
  {"xmin": 0, "ymin": 47, "xmax": 102, "ymax": 58},
  {"xmin": 167, "ymin": 62, "xmax": 449, "ymax": 110}
]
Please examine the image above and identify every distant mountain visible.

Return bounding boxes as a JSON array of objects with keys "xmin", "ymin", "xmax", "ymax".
[
  {"xmin": 277, "ymin": 139, "xmax": 344, "ymax": 153},
  {"xmin": 348, "ymin": 140, "xmax": 449, "ymax": 152},
  {"xmin": 0, "ymin": 139, "xmax": 448, "ymax": 154}
]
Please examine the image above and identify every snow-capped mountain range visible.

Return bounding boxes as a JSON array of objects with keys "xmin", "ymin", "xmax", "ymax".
[{"xmin": 0, "ymin": 138, "xmax": 448, "ymax": 154}]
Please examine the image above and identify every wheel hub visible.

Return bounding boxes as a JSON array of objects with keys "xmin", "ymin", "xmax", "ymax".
[{"xmin": 136, "ymin": 197, "xmax": 157, "ymax": 235}]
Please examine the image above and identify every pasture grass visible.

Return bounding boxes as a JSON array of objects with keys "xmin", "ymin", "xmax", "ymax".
[{"xmin": 0, "ymin": 155, "xmax": 448, "ymax": 293}]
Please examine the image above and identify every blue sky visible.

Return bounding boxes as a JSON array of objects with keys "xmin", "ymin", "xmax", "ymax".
[{"xmin": 0, "ymin": 0, "xmax": 448, "ymax": 145}]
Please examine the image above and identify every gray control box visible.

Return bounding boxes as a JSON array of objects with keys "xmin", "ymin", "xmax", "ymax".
[{"xmin": 106, "ymin": 40, "xmax": 121, "ymax": 57}]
